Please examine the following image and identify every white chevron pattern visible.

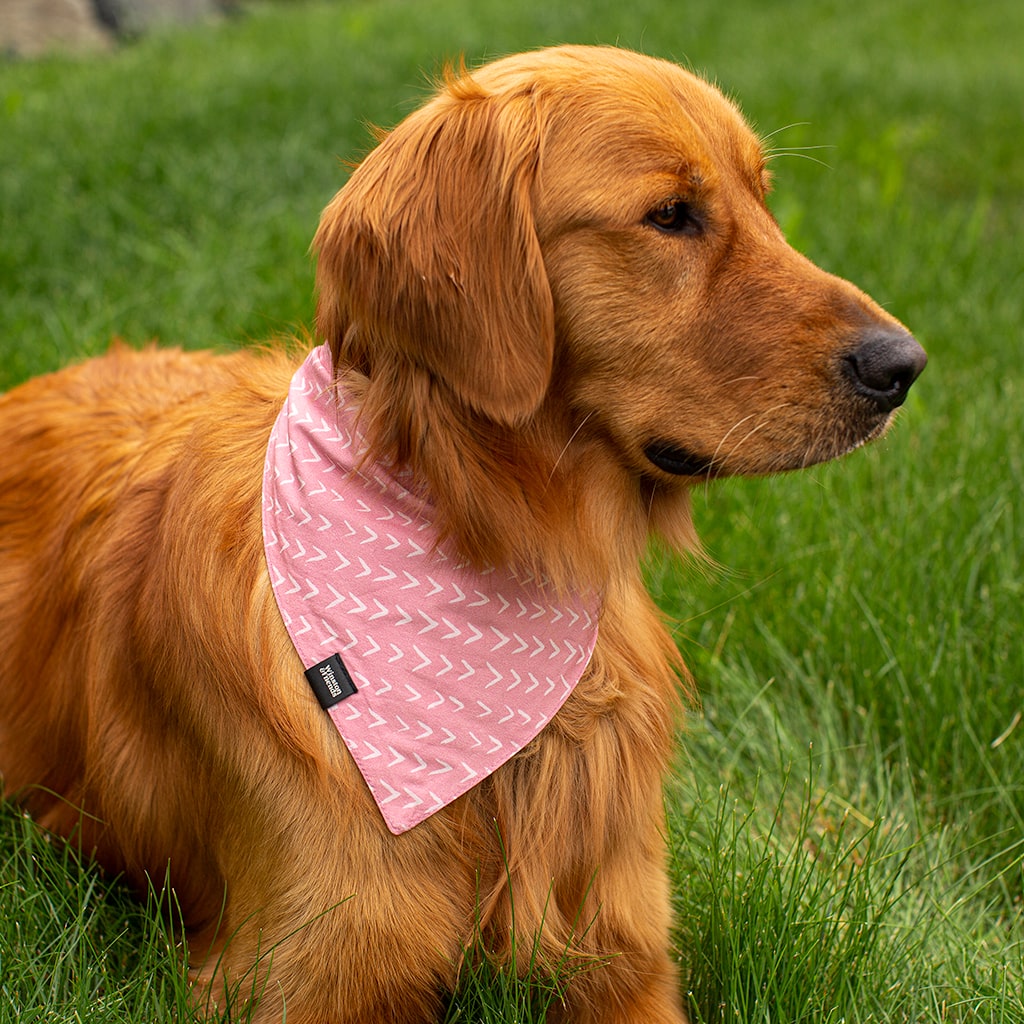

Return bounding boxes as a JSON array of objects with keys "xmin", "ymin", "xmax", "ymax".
[{"xmin": 262, "ymin": 346, "xmax": 599, "ymax": 834}]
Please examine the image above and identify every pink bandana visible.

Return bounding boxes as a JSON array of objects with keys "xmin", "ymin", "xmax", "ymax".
[{"xmin": 261, "ymin": 346, "xmax": 599, "ymax": 834}]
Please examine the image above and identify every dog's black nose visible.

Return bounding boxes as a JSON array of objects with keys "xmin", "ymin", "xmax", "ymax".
[{"xmin": 843, "ymin": 328, "xmax": 927, "ymax": 412}]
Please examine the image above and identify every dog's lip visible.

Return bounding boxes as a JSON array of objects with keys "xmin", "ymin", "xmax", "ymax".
[
  {"xmin": 837, "ymin": 412, "xmax": 894, "ymax": 457},
  {"xmin": 644, "ymin": 441, "xmax": 719, "ymax": 478}
]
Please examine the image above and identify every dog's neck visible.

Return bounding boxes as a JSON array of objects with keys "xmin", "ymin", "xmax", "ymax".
[{"xmin": 336, "ymin": 363, "xmax": 697, "ymax": 596}]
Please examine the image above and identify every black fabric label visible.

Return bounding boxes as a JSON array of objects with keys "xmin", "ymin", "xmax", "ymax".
[{"xmin": 305, "ymin": 653, "xmax": 358, "ymax": 709}]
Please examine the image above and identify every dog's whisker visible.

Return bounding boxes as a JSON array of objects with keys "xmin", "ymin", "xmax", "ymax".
[
  {"xmin": 708, "ymin": 406, "xmax": 784, "ymax": 468},
  {"xmin": 698, "ymin": 411, "xmax": 763, "ymax": 499},
  {"xmin": 764, "ymin": 143, "xmax": 834, "ymax": 155},
  {"xmin": 702, "ymin": 402, "xmax": 795, "ymax": 498},
  {"xmin": 759, "ymin": 120, "xmax": 812, "ymax": 143},
  {"xmin": 645, "ymin": 478, "xmax": 659, "ymax": 532},
  {"xmin": 547, "ymin": 410, "xmax": 596, "ymax": 490},
  {"xmin": 767, "ymin": 149, "xmax": 835, "ymax": 171}
]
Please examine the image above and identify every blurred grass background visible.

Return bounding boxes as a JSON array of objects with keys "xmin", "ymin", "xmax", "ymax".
[{"xmin": 1, "ymin": 1, "xmax": 1022, "ymax": 1020}]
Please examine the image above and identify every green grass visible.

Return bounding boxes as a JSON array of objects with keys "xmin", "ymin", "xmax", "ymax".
[
  {"xmin": 1, "ymin": 0, "xmax": 1022, "ymax": 1020},
  {"xmin": 0, "ymin": 802, "xmax": 191, "ymax": 1021}
]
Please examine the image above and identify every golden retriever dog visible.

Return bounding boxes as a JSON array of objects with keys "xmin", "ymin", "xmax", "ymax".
[{"xmin": 0, "ymin": 45, "xmax": 924, "ymax": 1023}]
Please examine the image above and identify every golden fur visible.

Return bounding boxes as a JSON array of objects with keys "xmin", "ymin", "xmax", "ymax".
[{"xmin": 0, "ymin": 46, "xmax": 923, "ymax": 1023}]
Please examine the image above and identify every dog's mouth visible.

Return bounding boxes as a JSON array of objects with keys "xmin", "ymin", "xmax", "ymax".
[
  {"xmin": 644, "ymin": 441, "xmax": 719, "ymax": 478},
  {"xmin": 644, "ymin": 415, "xmax": 891, "ymax": 479}
]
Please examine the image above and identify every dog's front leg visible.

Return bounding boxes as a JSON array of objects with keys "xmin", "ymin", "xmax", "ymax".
[
  {"xmin": 484, "ymin": 755, "xmax": 688, "ymax": 1023},
  {"xmin": 548, "ymin": 831, "xmax": 689, "ymax": 1024},
  {"xmin": 188, "ymin": 799, "xmax": 480, "ymax": 1024}
]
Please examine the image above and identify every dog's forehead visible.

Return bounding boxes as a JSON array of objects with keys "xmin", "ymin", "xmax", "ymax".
[
  {"xmin": 475, "ymin": 47, "xmax": 764, "ymax": 195},
  {"xmin": 561, "ymin": 76, "xmax": 757, "ymax": 181}
]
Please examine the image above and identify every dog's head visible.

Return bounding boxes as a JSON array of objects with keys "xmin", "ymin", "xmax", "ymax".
[{"xmin": 313, "ymin": 46, "xmax": 925, "ymax": 573}]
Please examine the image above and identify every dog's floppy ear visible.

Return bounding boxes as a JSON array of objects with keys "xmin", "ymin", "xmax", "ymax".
[{"xmin": 313, "ymin": 73, "xmax": 554, "ymax": 425}]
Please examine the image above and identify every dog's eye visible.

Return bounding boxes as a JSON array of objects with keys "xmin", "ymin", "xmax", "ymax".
[{"xmin": 646, "ymin": 199, "xmax": 703, "ymax": 236}]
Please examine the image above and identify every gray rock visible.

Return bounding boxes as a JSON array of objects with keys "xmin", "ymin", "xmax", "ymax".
[
  {"xmin": 92, "ymin": 0, "xmax": 227, "ymax": 37},
  {"xmin": 1, "ymin": 0, "xmax": 113, "ymax": 57},
  {"xmin": 0, "ymin": 0, "xmax": 235, "ymax": 57}
]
